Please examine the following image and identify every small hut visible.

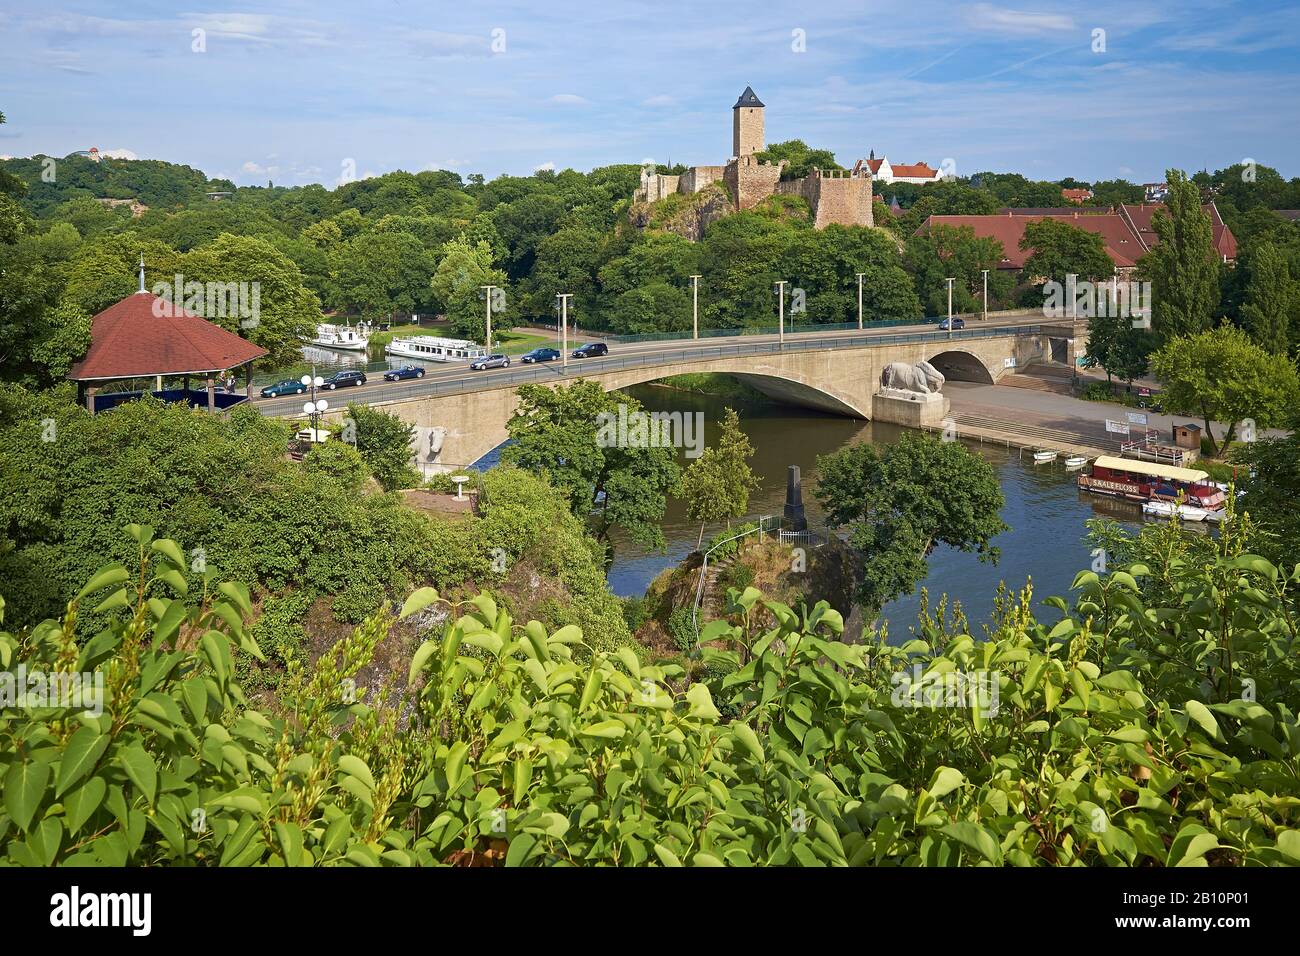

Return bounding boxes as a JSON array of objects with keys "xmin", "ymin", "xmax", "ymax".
[{"xmin": 67, "ymin": 273, "xmax": 267, "ymax": 415}]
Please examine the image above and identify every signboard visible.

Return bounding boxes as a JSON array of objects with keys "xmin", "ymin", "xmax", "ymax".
[
  {"xmin": 1126, "ymin": 412, "xmax": 1149, "ymax": 426},
  {"xmin": 1105, "ymin": 420, "xmax": 1130, "ymax": 435},
  {"xmin": 1003, "ymin": 357, "xmax": 1017, "ymax": 369}
]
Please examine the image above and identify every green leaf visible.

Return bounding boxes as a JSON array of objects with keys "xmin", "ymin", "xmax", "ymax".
[
  {"xmin": 1185, "ymin": 700, "xmax": 1224, "ymax": 742},
  {"xmin": 940, "ymin": 822, "xmax": 1002, "ymax": 864},
  {"xmin": 63, "ymin": 777, "xmax": 107, "ymax": 834},
  {"xmin": 686, "ymin": 683, "xmax": 720, "ymax": 721},
  {"xmin": 4, "ymin": 760, "xmax": 51, "ymax": 832},
  {"xmin": 55, "ymin": 726, "xmax": 109, "ymax": 797},
  {"xmin": 118, "ymin": 745, "xmax": 158, "ymax": 806},
  {"xmin": 926, "ymin": 766, "xmax": 964, "ymax": 800},
  {"xmin": 580, "ymin": 719, "xmax": 626, "ymax": 740},
  {"xmin": 399, "ymin": 587, "xmax": 440, "ymax": 620},
  {"xmin": 76, "ymin": 564, "xmax": 129, "ymax": 600},
  {"xmin": 337, "ymin": 754, "xmax": 375, "ymax": 792},
  {"xmin": 444, "ymin": 742, "xmax": 470, "ymax": 791},
  {"xmin": 731, "ymin": 722, "xmax": 764, "ymax": 762}
]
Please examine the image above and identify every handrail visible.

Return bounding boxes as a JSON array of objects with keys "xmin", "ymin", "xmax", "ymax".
[
  {"xmin": 259, "ymin": 322, "xmax": 1042, "ymax": 417},
  {"xmin": 691, "ymin": 516, "xmax": 779, "ymax": 640}
]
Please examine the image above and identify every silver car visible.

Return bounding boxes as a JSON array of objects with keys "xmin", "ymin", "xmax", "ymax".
[{"xmin": 470, "ymin": 354, "xmax": 510, "ymax": 371}]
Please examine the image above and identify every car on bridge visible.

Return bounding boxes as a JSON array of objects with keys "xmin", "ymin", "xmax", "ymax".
[
  {"xmin": 260, "ymin": 379, "xmax": 308, "ymax": 398},
  {"xmin": 571, "ymin": 342, "xmax": 609, "ymax": 358},
  {"xmin": 520, "ymin": 347, "xmax": 561, "ymax": 364},
  {"xmin": 470, "ymin": 354, "xmax": 510, "ymax": 371},
  {"xmin": 938, "ymin": 318, "xmax": 965, "ymax": 331},
  {"xmin": 383, "ymin": 365, "xmax": 426, "ymax": 381},
  {"xmin": 322, "ymin": 370, "xmax": 367, "ymax": 389}
]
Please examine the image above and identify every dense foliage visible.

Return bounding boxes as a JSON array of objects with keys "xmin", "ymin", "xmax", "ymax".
[{"xmin": 2, "ymin": 515, "xmax": 1296, "ymax": 866}]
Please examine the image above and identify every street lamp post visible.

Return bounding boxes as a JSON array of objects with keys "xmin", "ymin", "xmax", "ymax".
[
  {"xmin": 945, "ymin": 278, "xmax": 955, "ymax": 339},
  {"xmin": 300, "ymin": 367, "xmax": 326, "ymax": 437},
  {"xmin": 1067, "ymin": 273, "xmax": 1077, "ymax": 322},
  {"xmin": 690, "ymin": 274, "xmax": 702, "ymax": 340},
  {"xmin": 981, "ymin": 269, "xmax": 989, "ymax": 322},
  {"xmin": 856, "ymin": 272, "xmax": 865, "ymax": 330},
  {"xmin": 480, "ymin": 285, "xmax": 497, "ymax": 351},
  {"xmin": 557, "ymin": 293, "xmax": 573, "ymax": 370},
  {"xmin": 774, "ymin": 281, "xmax": 788, "ymax": 346}
]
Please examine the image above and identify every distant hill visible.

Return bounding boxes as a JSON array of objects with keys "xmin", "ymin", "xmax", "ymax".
[{"xmin": 0, "ymin": 153, "xmax": 229, "ymax": 215}]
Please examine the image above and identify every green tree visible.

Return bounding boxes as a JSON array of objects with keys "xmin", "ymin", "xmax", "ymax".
[
  {"xmin": 1238, "ymin": 241, "xmax": 1296, "ymax": 355},
  {"xmin": 678, "ymin": 407, "xmax": 758, "ymax": 547},
  {"xmin": 1150, "ymin": 326, "xmax": 1300, "ymax": 456},
  {"xmin": 429, "ymin": 235, "xmax": 509, "ymax": 341},
  {"xmin": 330, "ymin": 230, "xmax": 431, "ymax": 321},
  {"xmin": 344, "ymin": 402, "xmax": 419, "ymax": 490},
  {"xmin": 814, "ymin": 433, "xmax": 1007, "ymax": 615},
  {"xmin": 303, "ymin": 440, "xmax": 369, "ymax": 493},
  {"xmin": 1083, "ymin": 310, "xmax": 1152, "ymax": 387},
  {"xmin": 502, "ymin": 380, "xmax": 680, "ymax": 552},
  {"xmin": 1019, "ymin": 218, "xmax": 1115, "ymax": 305},
  {"xmin": 752, "ymin": 139, "xmax": 842, "ymax": 180},
  {"xmin": 1141, "ymin": 170, "xmax": 1221, "ymax": 343},
  {"xmin": 905, "ymin": 224, "xmax": 1013, "ymax": 316}
]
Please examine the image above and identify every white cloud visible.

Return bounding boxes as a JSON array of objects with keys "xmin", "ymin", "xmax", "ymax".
[
  {"xmin": 548, "ymin": 93, "xmax": 588, "ymax": 106},
  {"xmin": 964, "ymin": 4, "xmax": 1075, "ymax": 35},
  {"xmin": 642, "ymin": 95, "xmax": 676, "ymax": 107},
  {"xmin": 534, "ymin": 161, "xmax": 555, "ymax": 172},
  {"xmin": 99, "ymin": 147, "xmax": 137, "ymax": 159},
  {"xmin": 241, "ymin": 159, "xmax": 280, "ymax": 175}
]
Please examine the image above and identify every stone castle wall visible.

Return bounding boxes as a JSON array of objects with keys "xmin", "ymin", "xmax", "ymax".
[
  {"xmin": 776, "ymin": 168, "xmax": 874, "ymax": 228},
  {"xmin": 724, "ymin": 155, "xmax": 784, "ymax": 210},
  {"xmin": 679, "ymin": 165, "xmax": 725, "ymax": 194}
]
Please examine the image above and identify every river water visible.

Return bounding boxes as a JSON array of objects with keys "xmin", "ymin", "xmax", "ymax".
[{"xmin": 597, "ymin": 383, "xmax": 1145, "ymax": 639}]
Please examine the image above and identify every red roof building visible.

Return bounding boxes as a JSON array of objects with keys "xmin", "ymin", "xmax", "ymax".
[
  {"xmin": 69, "ymin": 289, "xmax": 266, "ymax": 414},
  {"xmin": 917, "ymin": 211, "xmax": 1146, "ymax": 271},
  {"xmin": 1061, "ymin": 187, "xmax": 1093, "ymax": 204},
  {"xmin": 1118, "ymin": 202, "xmax": 1237, "ymax": 263}
]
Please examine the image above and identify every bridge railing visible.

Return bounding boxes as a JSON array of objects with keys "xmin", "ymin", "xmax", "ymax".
[{"xmin": 260, "ymin": 322, "xmax": 1041, "ymax": 414}]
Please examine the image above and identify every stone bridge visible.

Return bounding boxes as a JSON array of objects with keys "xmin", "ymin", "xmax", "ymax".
[{"xmin": 287, "ymin": 321, "xmax": 1079, "ymax": 471}]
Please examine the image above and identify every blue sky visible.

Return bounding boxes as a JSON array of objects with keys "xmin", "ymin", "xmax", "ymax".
[{"xmin": 3, "ymin": 1, "xmax": 1298, "ymax": 187}]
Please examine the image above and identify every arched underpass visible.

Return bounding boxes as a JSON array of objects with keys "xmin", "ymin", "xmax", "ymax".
[{"xmin": 927, "ymin": 349, "xmax": 997, "ymax": 385}]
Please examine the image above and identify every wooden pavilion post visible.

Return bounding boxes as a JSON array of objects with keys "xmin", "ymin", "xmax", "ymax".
[
  {"xmin": 205, "ymin": 374, "xmax": 215, "ymax": 412},
  {"xmin": 245, "ymin": 362, "xmax": 253, "ymax": 399}
]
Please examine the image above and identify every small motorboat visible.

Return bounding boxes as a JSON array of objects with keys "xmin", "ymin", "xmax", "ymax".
[
  {"xmin": 1142, "ymin": 500, "xmax": 1210, "ymax": 522},
  {"xmin": 1064, "ymin": 454, "xmax": 1088, "ymax": 469},
  {"xmin": 1032, "ymin": 448, "xmax": 1058, "ymax": 464}
]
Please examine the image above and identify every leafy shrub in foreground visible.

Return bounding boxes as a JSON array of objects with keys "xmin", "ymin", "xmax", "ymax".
[{"xmin": 1, "ymin": 527, "xmax": 1298, "ymax": 866}]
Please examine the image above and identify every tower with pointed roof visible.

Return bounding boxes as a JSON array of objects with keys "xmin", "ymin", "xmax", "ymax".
[{"xmin": 732, "ymin": 85, "xmax": 764, "ymax": 159}]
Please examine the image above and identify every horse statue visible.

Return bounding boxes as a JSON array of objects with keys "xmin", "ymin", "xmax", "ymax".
[{"xmin": 880, "ymin": 359, "xmax": 945, "ymax": 395}]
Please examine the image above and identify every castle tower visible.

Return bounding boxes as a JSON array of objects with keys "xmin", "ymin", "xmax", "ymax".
[{"xmin": 732, "ymin": 86, "xmax": 764, "ymax": 158}]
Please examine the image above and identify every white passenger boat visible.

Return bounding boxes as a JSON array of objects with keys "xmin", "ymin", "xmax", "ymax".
[
  {"xmin": 385, "ymin": 336, "xmax": 487, "ymax": 363},
  {"xmin": 1032, "ymin": 448, "xmax": 1058, "ymax": 464},
  {"xmin": 311, "ymin": 322, "xmax": 370, "ymax": 351}
]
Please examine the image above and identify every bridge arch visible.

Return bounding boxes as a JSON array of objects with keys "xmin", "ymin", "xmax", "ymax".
[
  {"xmin": 926, "ymin": 349, "xmax": 997, "ymax": 385},
  {"xmin": 601, "ymin": 366, "xmax": 868, "ymax": 418}
]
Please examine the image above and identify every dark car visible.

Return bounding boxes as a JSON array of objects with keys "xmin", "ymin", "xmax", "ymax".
[
  {"xmin": 571, "ymin": 342, "xmax": 609, "ymax": 358},
  {"xmin": 521, "ymin": 348, "xmax": 561, "ymax": 364},
  {"xmin": 322, "ymin": 370, "xmax": 367, "ymax": 390},
  {"xmin": 470, "ymin": 354, "xmax": 510, "ymax": 371},
  {"xmin": 260, "ymin": 379, "xmax": 308, "ymax": 398},
  {"xmin": 938, "ymin": 318, "xmax": 965, "ymax": 331},
  {"xmin": 383, "ymin": 365, "xmax": 426, "ymax": 381}
]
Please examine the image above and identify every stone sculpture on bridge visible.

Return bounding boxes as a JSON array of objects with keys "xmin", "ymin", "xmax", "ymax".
[{"xmin": 880, "ymin": 359, "xmax": 945, "ymax": 395}]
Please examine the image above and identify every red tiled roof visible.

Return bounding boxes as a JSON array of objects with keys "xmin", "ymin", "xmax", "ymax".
[
  {"xmin": 1061, "ymin": 188, "xmax": 1092, "ymax": 203},
  {"xmin": 889, "ymin": 162, "xmax": 940, "ymax": 179},
  {"xmin": 865, "ymin": 158, "xmax": 885, "ymax": 174},
  {"xmin": 1119, "ymin": 202, "xmax": 1237, "ymax": 261},
  {"xmin": 917, "ymin": 212, "xmax": 1147, "ymax": 269},
  {"xmin": 68, "ymin": 292, "xmax": 267, "ymax": 381}
]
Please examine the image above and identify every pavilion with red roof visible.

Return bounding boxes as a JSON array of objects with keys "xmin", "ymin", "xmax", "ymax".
[{"xmin": 68, "ymin": 268, "xmax": 267, "ymax": 414}]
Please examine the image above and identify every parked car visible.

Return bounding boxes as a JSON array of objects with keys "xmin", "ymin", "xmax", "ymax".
[
  {"xmin": 571, "ymin": 342, "xmax": 609, "ymax": 358},
  {"xmin": 260, "ymin": 379, "xmax": 307, "ymax": 398},
  {"xmin": 383, "ymin": 365, "xmax": 426, "ymax": 381},
  {"xmin": 322, "ymin": 370, "xmax": 367, "ymax": 389},
  {"xmin": 470, "ymin": 354, "xmax": 510, "ymax": 371},
  {"xmin": 520, "ymin": 347, "xmax": 561, "ymax": 364},
  {"xmin": 937, "ymin": 318, "xmax": 965, "ymax": 331}
]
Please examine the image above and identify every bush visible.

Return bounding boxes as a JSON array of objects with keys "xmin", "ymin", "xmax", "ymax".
[
  {"xmin": 303, "ymin": 440, "xmax": 369, "ymax": 492},
  {"xmin": 3, "ymin": 526, "xmax": 1297, "ymax": 866},
  {"xmin": 345, "ymin": 402, "xmax": 420, "ymax": 491},
  {"xmin": 667, "ymin": 605, "xmax": 699, "ymax": 653}
]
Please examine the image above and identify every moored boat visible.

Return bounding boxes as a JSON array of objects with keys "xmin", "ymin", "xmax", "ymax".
[
  {"xmin": 385, "ymin": 336, "xmax": 487, "ymax": 363},
  {"xmin": 311, "ymin": 322, "xmax": 370, "ymax": 351},
  {"xmin": 1079, "ymin": 455, "xmax": 1227, "ymax": 526},
  {"xmin": 1064, "ymin": 454, "xmax": 1088, "ymax": 469},
  {"xmin": 1032, "ymin": 448, "xmax": 1058, "ymax": 463}
]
